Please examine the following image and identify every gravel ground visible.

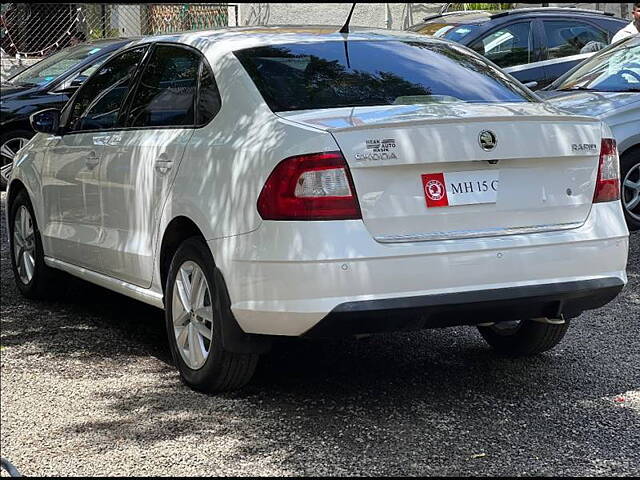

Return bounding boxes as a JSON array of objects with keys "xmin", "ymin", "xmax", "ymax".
[{"xmin": 1, "ymin": 191, "xmax": 639, "ymax": 476}]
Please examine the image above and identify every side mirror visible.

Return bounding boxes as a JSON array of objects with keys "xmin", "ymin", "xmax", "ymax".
[
  {"xmin": 524, "ymin": 81, "xmax": 538, "ymax": 90},
  {"xmin": 30, "ymin": 108, "xmax": 61, "ymax": 135}
]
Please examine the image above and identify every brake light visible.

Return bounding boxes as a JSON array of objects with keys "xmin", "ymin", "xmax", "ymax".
[
  {"xmin": 257, "ymin": 152, "xmax": 362, "ymax": 220},
  {"xmin": 593, "ymin": 138, "xmax": 620, "ymax": 203}
]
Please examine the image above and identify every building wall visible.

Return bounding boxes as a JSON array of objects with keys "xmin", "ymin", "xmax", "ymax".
[
  {"xmin": 236, "ymin": 3, "xmax": 636, "ymax": 28},
  {"xmin": 236, "ymin": 3, "xmax": 443, "ymax": 30}
]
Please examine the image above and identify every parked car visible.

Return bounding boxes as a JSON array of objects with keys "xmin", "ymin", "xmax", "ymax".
[
  {"xmin": 539, "ymin": 35, "xmax": 640, "ymax": 230},
  {"xmin": 0, "ymin": 38, "xmax": 134, "ymax": 188},
  {"xmin": 7, "ymin": 27, "xmax": 629, "ymax": 392},
  {"xmin": 408, "ymin": 7, "xmax": 627, "ymax": 90}
]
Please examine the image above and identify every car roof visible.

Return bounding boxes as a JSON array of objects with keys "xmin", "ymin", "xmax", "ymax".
[
  {"xmin": 125, "ymin": 25, "xmax": 448, "ymax": 58},
  {"xmin": 129, "ymin": 24, "xmax": 425, "ymax": 41},
  {"xmin": 419, "ymin": 10, "xmax": 496, "ymax": 25},
  {"xmin": 417, "ymin": 6, "xmax": 619, "ymax": 27},
  {"xmin": 80, "ymin": 37, "xmax": 140, "ymax": 50}
]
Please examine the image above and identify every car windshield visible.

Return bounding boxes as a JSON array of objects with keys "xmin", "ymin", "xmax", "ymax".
[
  {"xmin": 413, "ymin": 22, "xmax": 482, "ymax": 43},
  {"xmin": 9, "ymin": 44, "xmax": 106, "ymax": 87},
  {"xmin": 553, "ymin": 37, "xmax": 640, "ymax": 93},
  {"xmin": 434, "ymin": 24, "xmax": 482, "ymax": 42},
  {"xmin": 234, "ymin": 40, "xmax": 538, "ymax": 112}
]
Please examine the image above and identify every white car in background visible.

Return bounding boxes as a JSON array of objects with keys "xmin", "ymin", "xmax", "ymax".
[
  {"xmin": 540, "ymin": 35, "xmax": 640, "ymax": 230},
  {"xmin": 6, "ymin": 27, "xmax": 629, "ymax": 392}
]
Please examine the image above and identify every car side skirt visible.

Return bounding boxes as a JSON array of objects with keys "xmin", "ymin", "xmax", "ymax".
[{"xmin": 44, "ymin": 257, "xmax": 164, "ymax": 309}]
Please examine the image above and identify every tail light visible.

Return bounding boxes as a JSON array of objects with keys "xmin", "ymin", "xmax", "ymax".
[
  {"xmin": 257, "ymin": 152, "xmax": 362, "ymax": 220},
  {"xmin": 593, "ymin": 138, "xmax": 620, "ymax": 203}
]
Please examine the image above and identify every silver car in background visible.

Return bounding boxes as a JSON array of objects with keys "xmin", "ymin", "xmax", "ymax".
[{"xmin": 540, "ymin": 35, "xmax": 640, "ymax": 230}]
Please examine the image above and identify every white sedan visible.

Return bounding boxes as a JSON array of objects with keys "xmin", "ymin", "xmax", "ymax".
[{"xmin": 6, "ymin": 27, "xmax": 629, "ymax": 392}]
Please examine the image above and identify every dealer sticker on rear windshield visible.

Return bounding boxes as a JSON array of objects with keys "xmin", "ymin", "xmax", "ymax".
[{"xmin": 421, "ymin": 170, "xmax": 500, "ymax": 208}]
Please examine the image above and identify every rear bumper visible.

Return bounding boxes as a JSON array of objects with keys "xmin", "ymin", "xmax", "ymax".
[
  {"xmin": 303, "ymin": 277, "xmax": 624, "ymax": 338},
  {"xmin": 209, "ymin": 202, "xmax": 629, "ymax": 336}
]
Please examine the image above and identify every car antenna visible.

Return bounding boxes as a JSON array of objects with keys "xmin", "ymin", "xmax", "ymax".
[
  {"xmin": 339, "ymin": 3, "xmax": 356, "ymax": 70},
  {"xmin": 339, "ymin": 3, "xmax": 357, "ymax": 34}
]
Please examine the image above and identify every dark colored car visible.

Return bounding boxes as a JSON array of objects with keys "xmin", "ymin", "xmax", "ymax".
[
  {"xmin": 0, "ymin": 38, "xmax": 134, "ymax": 187},
  {"xmin": 408, "ymin": 7, "xmax": 627, "ymax": 90}
]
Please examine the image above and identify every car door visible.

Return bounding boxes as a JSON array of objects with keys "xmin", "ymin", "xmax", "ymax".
[
  {"xmin": 468, "ymin": 20, "xmax": 546, "ymax": 89},
  {"xmin": 41, "ymin": 45, "xmax": 148, "ymax": 270},
  {"xmin": 96, "ymin": 43, "xmax": 207, "ymax": 288},
  {"xmin": 540, "ymin": 18, "xmax": 609, "ymax": 87}
]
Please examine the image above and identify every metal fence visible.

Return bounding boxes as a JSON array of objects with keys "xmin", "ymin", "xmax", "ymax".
[
  {"xmin": 1, "ymin": 3, "xmax": 232, "ymax": 58},
  {"xmin": 1, "ymin": 3, "xmax": 234, "ymax": 80}
]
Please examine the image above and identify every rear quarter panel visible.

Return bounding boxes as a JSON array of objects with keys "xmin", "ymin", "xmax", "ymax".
[{"xmin": 161, "ymin": 49, "xmax": 339, "ymax": 242}]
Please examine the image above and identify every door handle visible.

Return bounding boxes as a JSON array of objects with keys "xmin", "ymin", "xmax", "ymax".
[
  {"xmin": 85, "ymin": 151, "xmax": 100, "ymax": 169},
  {"xmin": 155, "ymin": 156, "xmax": 173, "ymax": 174}
]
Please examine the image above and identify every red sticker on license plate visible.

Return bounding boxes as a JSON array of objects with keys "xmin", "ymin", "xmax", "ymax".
[{"xmin": 421, "ymin": 173, "xmax": 450, "ymax": 207}]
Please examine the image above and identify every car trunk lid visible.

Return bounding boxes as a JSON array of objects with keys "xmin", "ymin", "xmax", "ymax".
[{"xmin": 278, "ymin": 103, "xmax": 602, "ymax": 242}]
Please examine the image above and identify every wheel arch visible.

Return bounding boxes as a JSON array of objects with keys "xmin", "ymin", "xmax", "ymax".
[
  {"xmin": 0, "ymin": 119, "xmax": 33, "ymax": 137},
  {"xmin": 7, "ymin": 178, "xmax": 28, "ymax": 211},
  {"xmin": 158, "ymin": 215, "xmax": 205, "ymax": 294},
  {"xmin": 157, "ymin": 215, "xmax": 272, "ymax": 355},
  {"xmin": 620, "ymin": 143, "xmax": 640, "ymax": 159}
]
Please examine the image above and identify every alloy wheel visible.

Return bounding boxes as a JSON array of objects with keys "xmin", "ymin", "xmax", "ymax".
[
  {"xmin": 13, "ymin": 205, "xmax": 36, "ymax": 285},
  {"xmin": 623, "ymin": 163, "xmax": 640, "ymax": 222},
  {"xmin": 1, "ymin": 137, "xmax": 29, "ymax": 182},
  {"xmin": 171, "ymin": 261, "xmax": 215, "ymax": 370}
]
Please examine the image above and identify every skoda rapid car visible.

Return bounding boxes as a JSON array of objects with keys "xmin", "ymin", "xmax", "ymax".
[{"xmin": 6, "ymin": 27, "xmax": 629, "ymax": 392}]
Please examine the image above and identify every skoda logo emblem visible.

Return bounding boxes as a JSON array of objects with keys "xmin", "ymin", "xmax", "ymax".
[{"xmin": 479, "ymin": 130, "xmax": 497, "ymax": 151}]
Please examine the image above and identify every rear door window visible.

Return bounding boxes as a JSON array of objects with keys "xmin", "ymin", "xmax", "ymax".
[
  {"xmin": 197, "ymin": 60, "xmax": 222, "ymax": 125},
  {"xmin": 470, "ymin": 22, "xmax": 533, "ymax": 68},
  {"xmin": 126, "ymin": 44, "xmax": 200, "ymax": 128},
  {"xmin": 234, "ymin": 40, "xmax": 538, "ymax": 112},
  {"xmin": 543, "ymin": 20, "xmax": 608, "ymax": 59}
]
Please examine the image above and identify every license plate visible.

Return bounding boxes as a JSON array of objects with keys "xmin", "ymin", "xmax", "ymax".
[{"xmin": 421, "ymin": 170, "xmax": 500, "ymax": 208}]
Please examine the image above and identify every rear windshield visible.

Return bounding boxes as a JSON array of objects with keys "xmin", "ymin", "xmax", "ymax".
[{"xmin": 234, "ymin": 40, "xmax": 538, "ymax": 112}]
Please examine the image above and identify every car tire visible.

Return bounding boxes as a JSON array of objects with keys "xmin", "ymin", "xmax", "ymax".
[
  {"xmin": 165, "ymin": 237, "xmax": 259, "ymax": 393},
  {"xmin": 9, "ymin": 189, "xmax": 64, "ymax": 299},
  {"xmin": 1, "ymin": 130, "xmax": 33, "ymax": 189},
  {"xmin": 477, "ymin": 319, "xmax": 570, "ymax": 356},
  {"xmin": 620, "ymin": 148, "xmax": 640, "ymax": 231}
]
